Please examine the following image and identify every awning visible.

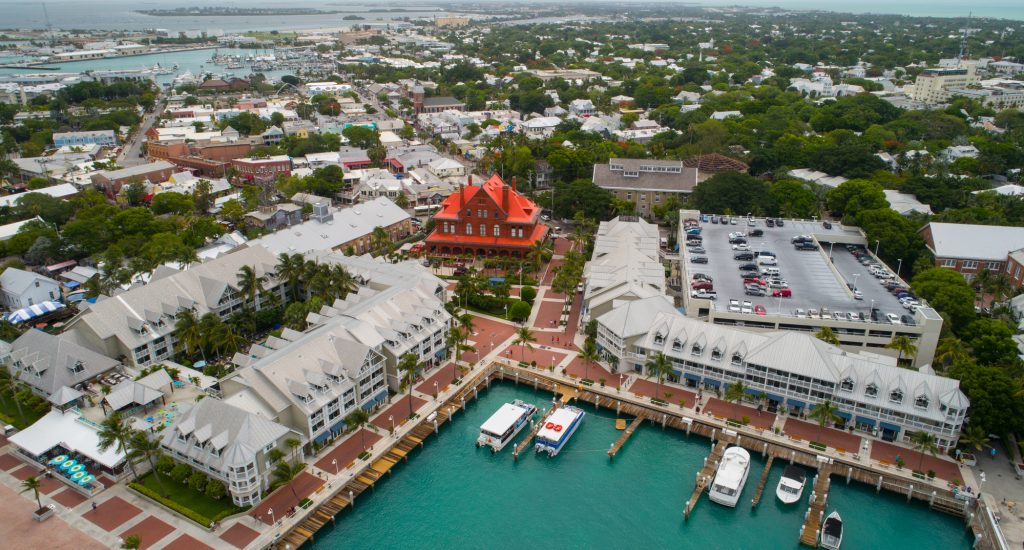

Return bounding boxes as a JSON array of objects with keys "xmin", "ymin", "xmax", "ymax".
[
  {"xmin": 855, "ymin": 416, "xmax": 877, "ymax": 426},
  {"xmin": 879, "ymin": 422, "xmax": 901, "ymax": 433},
  {"xmin": 834, "ymin": 410, "xmax": 852, "ymax": 421},
  {"xmin": 764, "ymin": 393, "xmax": 784, "ymax": 403},
  {"xmin": 63, "ymin": 281, "xmax": 80, "ymax": 289},
  {"xmin": 683, "ymin": 373, "xmax": 701, "ymax": 382},
  {"xmin": 434, "ymin": 349, "xmax": 446, "ymax": 358},
  {"xmin": 745, "ymin": 388, "xmax": 762, "ymax": 397},
  {"xmin": 703, "ymin": 378, "xmax": 721, "ymax": 388},
  {"xmin": 4, "ymin": 301, "xmax": 64, "ymax": 323},
  {"xmin": 786, "ymin": 398, "xmax": 806, "ymax": 408}
]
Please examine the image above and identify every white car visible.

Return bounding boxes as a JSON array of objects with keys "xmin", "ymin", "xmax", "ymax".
[
  {"xmin": 832, "ymin": 311, "xmax": 845, "ymax": 320},
  {"xmin": 853, "ymin": 290, "xmax": 863, "ymax": 300},
  {"xmin": 729, "ymin": 231, "xmax": 746, "ymax": 239},
  {"xmin": 807, "ymin": 308, "xmax": 819, "ymax": 319},
  {"xmin": 902, "ymin": 300, "xmax": 920, "ymax": 310},
  {"xmin": 794, "ymin": 308, "xmax": 807, "ymax": 318},
  {"xmin": 691, "ymin": 290, "xmax": 718, "ymax": 300},
  {"xmin": 732, "ymin": 243, "xmax": 751, "ymax": 251},
  {"xmin": 848, "ymin": 312, "xmax": 861, "ymax": 321},
  {"xmin": 885, "ymin": 313, "xmax": 901, "ymax": 324},
  {"xmin": 741, "ymin": 300, "xmax": 753, "ymax": 314},
  {"xmin": 728, "ymin": 299, "xmax": 741, "ymax": 313}
]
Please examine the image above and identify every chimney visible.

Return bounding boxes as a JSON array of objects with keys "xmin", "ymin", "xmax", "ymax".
[
  {"xmin": 503, "ymin": 183, "xmax": 510, "ymax": 212},
  {"xmin": 511, "ymin": 175, "xmax": 517, "ymax": 192},
  {"xmin": 459, "ymin": 181, "xmax": 465, "ymax": 208}
]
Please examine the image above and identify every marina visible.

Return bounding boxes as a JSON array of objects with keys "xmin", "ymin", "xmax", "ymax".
[
  {"xmin": 476, "ymin": 399, "xmax": 537, "ymax": 453},
  {"xmin": 292, "ymin": 368, "xmax": 974, "ymax": 549}
]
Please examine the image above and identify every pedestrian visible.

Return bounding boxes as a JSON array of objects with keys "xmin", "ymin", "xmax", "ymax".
[
  {"xmin": 992, "ymin": 448, "xmax": 997, "ymax": 459},
  {"xmin": 91, "ymin": 502, "xmax": 97, "ymax": 512}
]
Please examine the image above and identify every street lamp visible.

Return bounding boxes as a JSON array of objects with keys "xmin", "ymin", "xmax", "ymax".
[
  {"xmin": 874, "ymin": 240, "xmax": 880, "ymax": 257},
  {"xmin": 388, "ymin": 415, "xmax": 394, "ymax": 434},
  {"xmin": 829, "ymin": 242, "xmax": 834, "ymax": 261},
  {"xmin": 268, "ymin": 507, "xmax": 275, "ymax": 525},
  {"xmin": 433, "ymin": 381, "xmax": 438, "ymax": 400},
  {"xmin": 331, "ymin": 458, "xmax": 338, "ymax": 475},
  {"xmin": 897, "ymin": 258, "xmax": 903, "ymax": 279},
  {"xmin": 852, "ymin": 273, "xmax": 860, "ymax": 293}
]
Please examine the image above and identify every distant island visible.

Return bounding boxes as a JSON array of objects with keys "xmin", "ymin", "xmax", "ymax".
[
  {"xmin": 136, "ymin": 7, "xmax": 344, "ymax": 17},
  {"xmin": 343, "ymin": 15, "xmax": 365, "ymax": 20}
]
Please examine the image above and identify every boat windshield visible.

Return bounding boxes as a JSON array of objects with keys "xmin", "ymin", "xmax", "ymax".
[
  {"xmin": 781, "ymin": 484, "xmax": 800, "ymax": 495},
  {"xmin": 712, "ymin": 484, "xmax": 737, "ymax": 497}
]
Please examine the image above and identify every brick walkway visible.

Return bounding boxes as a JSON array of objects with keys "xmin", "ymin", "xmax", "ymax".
[
  {"xmin": 871, "ymin": 439, "xmax": 962, "ymax": 483},
  {"xmin": 373, "ymin": 394, "xmax": 427, "ymax": 430},
  {"xmin": 0, "ymin": 483, "xmax": 105, "ymax": 550},
  {"xmin": 162, "ymin": 533, "xmax": 215, "ymax": 550},
  {"xmin": 249, "ymin": 471, "xmax": 324, "ymax": 525},
  {"xmin": 314, "ymin": 429, "xmax": 383, "ymax": 473},
  {"xmin": 10, "ymin": 464, "xmax": 36, "ymax": 481},
  {"xmin": 415, "ymin": 363, "xmax": 458, "ymax": 395},
  {"xmin": 0, "ymin": 453, "xmax": 22, "ymax": 471},
  {"xmin": 784, "ymin": 418, "xmax": 862, "ymax": 453},
  {"xmin": 52, "ymin": 487, "xmax": 88, "ymax": 507},
  {"xmin": 219, "ymin": 523, "xmax": 260, "ymax": 549},
  {"xmin": 83, "ymin": 495, "xmax": 142, "ymax": 531},
  {"xmin": 630, "ymin": 378, "xmax": 697, "ymax": 409},
  {"xmin": 501, "ymin": 345, "xmax": 565, "ymax": 369},
  {"xmin": 120, "ymin": 515, "xmax": 175, "ymax": 549},
  {"xmin": 532, "ymin": 301, "xmax": 565, "ymax": 328},
  {"xmin": 532, "ymin": 330, "xmax": 577, "ymax": 351},
  {"xmin": 703, "ymin": 398, "xmax": 775, "ymax": 430},
  {"xmin": 564, "ymin": 357, "xmax": 625, "ymax": 387}
]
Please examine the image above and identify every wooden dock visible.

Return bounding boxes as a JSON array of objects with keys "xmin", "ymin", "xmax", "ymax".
[
  {"xmin": 751, "ymin": 455, "xmax": 775, "ymax": 508},
  {"xmin": 513, "ymin": 402, "xmax": 561, "ymax": 459},
  {"xmin": 799, "ymin": 463, "xmax": 837, "ymax": 547},
  {"xmin": 608, "ymin": 414, "xmax": 645, "ymax": 459},
  {"xmin": 684, "ymin": 439, "xmax": 729, "ymax": 519}
]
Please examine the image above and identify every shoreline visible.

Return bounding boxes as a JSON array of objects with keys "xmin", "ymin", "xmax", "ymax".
[{"xmin": 0, "ymin": 45, "xmax": 218, "ymax": 70}]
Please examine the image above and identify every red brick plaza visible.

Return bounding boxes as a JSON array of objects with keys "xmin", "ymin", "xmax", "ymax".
[
  {"xmin": 871, "ymin": 439, "xmax": 963, "ymax": 483},
  {"xmin": 249, "ymin": 471, "xmax": 325, "ymax": 525},
  {"xmin": 315, "ymin": 428, "xmax": 383, "ymax": 473},
  {"xmin": 784, "ymin": 418, "xmax": 863, "ymax": 453},
  {"xmin": 631, "ymin": 378, "xmax": 697, "ymax": 409},
  {"xmin": 703, "ymin": 398, "xmax": 775, "ymax": 430}
]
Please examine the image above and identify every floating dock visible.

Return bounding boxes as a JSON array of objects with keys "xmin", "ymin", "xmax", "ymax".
[
  {"xmin": 751, "ymin": 455, "xmax": 775, "ymax": 508},
  {"xmin": 608, "ymin": 414, "xmax": 645, "ymax": 459},
  {"xmin": 684, "ymin": 439, "xmax": 729, "ymax": 519},
  {"xmin": 513, "ymin": 402, "xmax": 561, "ymax": 459},
  {"xmin": 800, "ymin": 463, "xmax": 837, "ymax": 546}
]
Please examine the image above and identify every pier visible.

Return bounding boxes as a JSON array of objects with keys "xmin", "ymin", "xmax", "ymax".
[
  {"xmin": 800, "ymin": 463, "xmax": 838, "ymax": 547},
  {"xmin": 513, "ymin": 401, "xmax": 562, "ymax": 460},
  {"xmin": 607, "ymin": 413, "xmax": 646, "ymax": 459},
  {"xmin": 751, "ymin": 455, "xmax": 775, "ymax": 508},
  {"xmin": 684, "ymin": 439, "xmax": 729, "ymax": 519}
]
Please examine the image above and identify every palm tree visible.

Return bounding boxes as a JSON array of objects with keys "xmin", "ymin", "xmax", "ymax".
[
  {"xmin": 815, "ymin": 326, "xmax": 840, "ymax": 345},
  {"xmin": 345, "ymin": 409, "xmax": 372, "ymax": 448},
  {"xmin": 97, "ymin": 412, "xmax": 138, "ymax": 480},
  {"xmin": 807, "ymin": 400, "xmax": 841, "ymax": 443},
  {"xmin": 370, "ymin": 226, "xmax": 391, "ymax": 257},
  {"xmin": 527, "ymin": 240, "xmax": 546, "ymax": 274},
  {"xmin": 271, "ymin": 460, "xmax": 303, "ymax": 490},
  {"xmin": 284, "ymin": 301, "xmax": 310, "ymax": 330},
  {"xmin": 197, "ymin": 313, "xmax": 222, "ymax": 358},
  {"xmin": 644, "ymin": 352, "xmax": 674, "ymax": 402},
  {"xmin": 577, "ymin": 338, "xmax": 599, "ymax": 382},
  {"xmin": 0, "ymin": 368, "xmax": 25, "ymax": 421},
  {"xmin": 236, "ymin": 265, "xmax": 267, "ymax": 310},
  {"xmin": 397, "ymin": 353, "xmax": 421, "ymax": 419},
  {"xmin": 911, "ymin": 431, "xmax": 939, "ymax": 472},
  {"xmin": 174, "ymin": 309, "xmax": 203, "ymax": 359},
  {"xmin": 934, "ymin": 337, "xmax": 971, "ymax": 368},
  {"xmin": 958, "ymin": 426, "xmax": 990, "ymax": 453},
  {"xmin": 723, "ymin": 379, "xmax": 749, "ymax": 418},
  {"xmin": 886, "ymin": 335, "xmax": 918, "ymax": 366},
  {"xmin": 121, "ymin": 535, "xmax": 141, "ymax": 550},
  {"xmin": 212, "ymin": 323, "xmax": 247, "ymax": 358},
  {"xmin": 276, "ymin": 252, "xmax": 305, "ymax": 301},
  {"xmin": 176, "ymin": 247, "xmax": 199, "ymax": 269},
  {"xmin": 127, "ymin": 431, "xmax": 166, "ymax": 495},
  {"xmin": 329, "ymin": 265, "xmax": 358, "ymax": 300},
  {"xmin": 513, "ymin": 325, "xmax": 536, "ymax": 362},
  {"xmin": 21, "ymin": 476, "xmax": 43, "ymax": 512}
]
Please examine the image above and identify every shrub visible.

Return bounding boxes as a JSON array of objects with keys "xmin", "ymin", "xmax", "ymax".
[
  {"xmin": 155, "ymin": 454, "xmax": 176, "ymax": 475},
  {"xmin": 188, "ymin": 470, "xmax": 208, "ymax": 492},
  {"xmin": 508, "ymin": 300, "xmax": 531, "ymax": 322},
  {"xmin": 170, "ymin": 464, "xmax": 192, "ymax": 484},
  {"xmin": 520, "ymin": 286, "xmax": 536, "ymax": 303},
  {"xmin": 927, "ymin": 470, "xmax": 936, "ymax": 479},
  {"xmin": 204, "ymin": 479, "xmax": 226, "ymax": 500},
  {"xmin": 267, "ymin": 448, "xmax": 285, "ymax": 463},
  {"xmin": 740, "ymin": 416, "xmax": 750, "ymax": 425},
  {"xmin": 130, "ymin": 482, "xmax": 214, "ymax": 527}
]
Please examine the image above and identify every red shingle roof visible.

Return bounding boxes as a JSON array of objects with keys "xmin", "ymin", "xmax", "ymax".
[{"xmin": 433, "ymin": 174, "xmax": 539, "ymax": 224}]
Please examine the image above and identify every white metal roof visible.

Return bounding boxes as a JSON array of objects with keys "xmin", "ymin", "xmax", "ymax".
[
  {"xmin": 9, "ymin": 409, "xmax": 125, "ymax": 468},
  {"xmin": 925, "ymin": 222, "xmax": 1024, "ymax": 261},
  {"xmin": 537, "ymin": 407, "xmax": 582, "ymax": 441},
  {"xmin": 479, "ymin": 402, "xmax": 531, "ymax": 436}
]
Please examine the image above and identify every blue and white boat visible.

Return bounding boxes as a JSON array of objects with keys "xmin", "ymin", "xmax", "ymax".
[
  {"xmin": 477, "ymin": 399, "xmax": 537, "ymax": 453},
  {"xmin": 534, "ymin": 406, "xmax": 585, "ymax": 457}
]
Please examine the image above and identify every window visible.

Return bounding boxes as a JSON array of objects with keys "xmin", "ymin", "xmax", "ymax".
[
  {"xmin": 69, "ymin": 361, "xmax": 85, "ymax": 374},
  {"xmin": 987, "ymin": 262, "xmax": 1001, "ymax": 270},
  {"xmin": 690, "ymin": 344, "xmax": 702, "ymax": 356},
  {"xmin": 626, "ymin": 192, "xmax": 632, "ymax": 200},
  {"xmin": 479, "ymin": 224, "xmax": 485, "ymax": 236},
  {"xmin": 671, "ymin": 339, "xmax": 682, "ymax": 351},
  {"xmin": 914, "ymin": 395, "xmax": 929, "ymax": 409},
  {"xmin": 731, "ymin": 353, "xmax": 743, "ymax": 365},
  {"xmin": 493, "ymin": 224, "xmax": 500, "ymax": 237},
  {"xmin": 653, "ymin": 333, "xmax": 665, "ymax": 345},
  {"xmin": 865, "ymin": 383, "xmax": 878, "ymax": 398},
  {"xmin": 962, "ymin": 260, "xmax": 978, "ymax": 270},
  {"xmin": 889, "ymin": 389, "xmax": 904, "ymax": 404},
  {"xmin": 711, "ymin": 348, "xmax": 723, "ymax": 361},
  {"xmin": 840, "ymin": 377, "xmax": 854, "ymax": 392},
  {"xmin": 465, "ymin": 223, "xmax": 473, "ymax": 235},
  {"xmin": 941, "ymin": 259, "xmax": 955, "ymax": 268}
]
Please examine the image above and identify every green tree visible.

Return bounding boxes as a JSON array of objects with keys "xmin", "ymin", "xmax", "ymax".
[
  {"xmin": 826, "ymin": 179, "xmax": 887, "ymax": 220},
  {"xmin": 723, "ymin": 379, "xmax": 749, "ymax": 418},
  {"xmin": 397, "ymin": 353, "xmax": 422, "ymax": 419},
  {"xmin": 958, "ymin": 426, "xmax": 990, "ymax": 452},
  {"xmin": 911, "ymin": 268, "xmax": 977, "ymax": 331},
  {"xmin": 345, "ymin": 408, "xmax": 372, "ymax": 448},
  {"xmin": 807, "ymin": 400, "xmax": 841, "ymax": 443},
  {"xmin": 577, "ymin": 338, "xmax": 600, "ymax": 382},
  {"xmin": 128, "ymin": 430, "xmax": 167, "ymax": 495},
  {"xmin": 236, "ymin": 264, "xmax": 267, "ymax": 310},
  {"xmin": 97, "ymin": 412, "xmax": 138, "ymax": 479},
  {"xmin": 220, "ymin": 199, "xmax": 247, "ymax": 226},
  {"xmin": 342, "ymin": 126, "xmax": 380, "ymax": 149},
  {"xmin": 174, "ymin": 309, "xmax": 203, "ymax": 359},
  {"xmin": 910, "ymin": 431, "xmax": 938, "ymax": 472},
  {"xmin": 508, "ymin": 300, "xmax": 531, "ymax": 323},
  {"xmin": 644, "ymin": 352, "xmax": 674, "ymax": 403},
  {"xmin": 20, "ymin": 476, "xmax": 43, "ymax": 512},
  {"xmin": 815, "ymin": 326, "xmax": 840, "ymax": 345},
  {"xmin": 885, "ymin": 335, "xmax": 918, "ymax": 366},
  {"xmin": 691, "ymin": 172, "xmax": 772, "ymax": 216},
  {"xmin": 513, "ymin": 325, "xmax": 536, "ymax": 362},
  {"xmin": 120, "ymin": 534, "xmax": 141, "ymax": 549},
  {"xmin": 271, "ymin": 460, "xmax": 303, "ymax": 490},
  {"xmin": 370, "ymin": 226, "xmax": 392, "ymax": 257}
]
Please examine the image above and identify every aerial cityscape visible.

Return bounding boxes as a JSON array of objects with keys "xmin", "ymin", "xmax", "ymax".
[{"xmin": 0, "ymin": 1, "xmax": 1023, "ymax": 549}]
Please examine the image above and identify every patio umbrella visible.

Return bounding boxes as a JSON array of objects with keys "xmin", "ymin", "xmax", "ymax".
[{"xmin": 4, "ymin": 301, "xmax": 64, "ymax": 323}]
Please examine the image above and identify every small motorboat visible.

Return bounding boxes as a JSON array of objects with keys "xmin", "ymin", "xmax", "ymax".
[
  {"xmin": 820, "ymin": 510, "xmax": 843, "ymax": 550},
  {"xmin": 776, "ymin": 464, "xmax": 807, "ymax": 504}
]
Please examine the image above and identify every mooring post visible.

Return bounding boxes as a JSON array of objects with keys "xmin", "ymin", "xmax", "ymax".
[
  {"xmin": 846, "ymin": 466, "xmax": 852, "ymax": 484},
  {"xmin": 877, "ymin": 475, "xmax": 882, "ymax": 493},
  {"xmin": 908, "ymin": 484, "xmax": 913, "ymax": 502}
]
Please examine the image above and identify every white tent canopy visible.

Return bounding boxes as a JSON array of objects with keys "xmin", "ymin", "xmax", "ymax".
[{"xmin": 9, "ymin": 410, "xmax": 125, "ymax": 469}]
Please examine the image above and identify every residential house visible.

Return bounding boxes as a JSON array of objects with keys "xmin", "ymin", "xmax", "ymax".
[
  {"xmin": 245, "ymin": 203, "xmax": 304, "ymax": 230},
  {"xmin": 919, "ymin": 222, "xmax": 1024, "ymax": 282},
  {"xmin": 0, "ymin": 268, "xmax": 61, "ymax": 310},
  {"xmin": 53, "ymin": 130, "xmax": 117, "ymax": 148},
  {"xmin": 1, "ymin": 329, "xmax": 120, "ymax": 399},
  {"xmin": 568, "ymin": 99, "xmax": 597, "ymax": 117},
  {"xmin": 248, "ymin": 197, "xmax": 412, "ymax": 255},
  {"xmin": 91, "ymin": 161, "xmax": 176, "ymax": 198}
]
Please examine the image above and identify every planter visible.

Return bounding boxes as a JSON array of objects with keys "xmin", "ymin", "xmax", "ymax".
[{"xmin": 33, "ymin": 504, "xmax": 55, "ymax": 522}]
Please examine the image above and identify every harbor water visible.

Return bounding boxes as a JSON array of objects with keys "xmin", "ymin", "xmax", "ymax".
[{"xmin": 307, "ymin": 382, "xmax": 972, "ymax": 549}]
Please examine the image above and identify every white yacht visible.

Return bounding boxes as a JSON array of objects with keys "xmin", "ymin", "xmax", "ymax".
[
  {"xmin": 709, "ymin": 446, "xmax": 751, "ymax": 507},
  {"xmin": 476, "ymin": 400, "xmax": 537, "ymax": 453},
  {"xmin": 775, "ymin": 464, "xmax": 807, "ymax": 504},
  {"xmin": 820, "ymin": 511, "xmax": 843, "ymax": 549},
  {"xmin": 534, "ymin": 406, "xmax": 584, "ymax": 457}
]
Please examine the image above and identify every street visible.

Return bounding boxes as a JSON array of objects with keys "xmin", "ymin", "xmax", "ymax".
[{"xmin": 116, "ymin": 99, "xmax": 165, "ymax": 167}]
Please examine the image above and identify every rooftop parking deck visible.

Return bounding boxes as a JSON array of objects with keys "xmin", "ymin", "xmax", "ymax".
[{"xmin": 682, "ymin": 217, "xmax": 915, "ymax": 325}]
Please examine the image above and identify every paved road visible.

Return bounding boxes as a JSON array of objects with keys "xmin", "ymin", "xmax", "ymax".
[{"xmin": 117, "ymin": 99, "xmax": 164, "ymax": 167}]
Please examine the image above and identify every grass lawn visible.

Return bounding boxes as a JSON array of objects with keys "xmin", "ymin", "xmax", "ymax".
[
  {"xmin": 134, "ymin": 472, "xmax": 244, "ymax": 523},
  {"xmin": 0, "ymin": 396, "xmax": 45, "ymax": 429},
  {"xmin": 243, "ymin": 31, "xmax": 298, "ymax": 40}
]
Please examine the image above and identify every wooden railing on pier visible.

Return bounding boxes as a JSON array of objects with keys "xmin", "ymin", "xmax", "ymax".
[
  {"xmin": 751, "ymin": 455, "xmax": 775, "ymax": 508},
  {"xmin": 684, "ymin": 439, "xmax": 729, "ymax": 519},
  {"xmin": 608, "ymin": 414, "xmax": 646, "ymax": 459},
  {"xmin": 800, "ymin": 464, "xmax": 837, "ymax": 547}
]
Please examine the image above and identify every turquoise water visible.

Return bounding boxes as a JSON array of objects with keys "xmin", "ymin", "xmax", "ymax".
[{"xmin": 307, "ymin": 382, "xmax": 971, "ymax": 549}]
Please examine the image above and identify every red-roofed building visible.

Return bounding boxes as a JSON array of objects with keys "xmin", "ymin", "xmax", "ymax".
[{"xmin": 425, "ymin": 174, "xmax": 548, "ymax": 258}]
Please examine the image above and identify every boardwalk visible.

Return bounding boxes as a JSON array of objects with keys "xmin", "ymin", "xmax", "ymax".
[
  {"xmin": 751, "ymin": 455, "xmax": 775, "ymax": 508},
  {"xmin": 513, "ymin": 402, "xmax": 562, "ymax": 459},
  {"xmin": 800, "ymin": 464, "xmax": 837, "ymax": 546},
  {"xmin": 684, "ymin": 439, "xmax": 729, "ymax": 519},
  {"xmin": 608, "ymin": 414, "xmax": 646, "ymax": 459}
]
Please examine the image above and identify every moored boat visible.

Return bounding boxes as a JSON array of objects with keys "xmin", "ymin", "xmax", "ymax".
[
  {"xmin": 534, "ymin": 406, "xmax": 584, "ymax": 457},
  {"xmin": 709, "ymin": 446, "xmax": 750, "ymax": 507},
  {"xmin": 776, "ymin": 464, "xmax": 807, "ymax": 504},
  {"xmin": 476, "ymin": 399, "xmax": 537, "ymax": 453},
  {"xmin": 820, "ymin": 511, "xmax": 843, "ymax": 549}
]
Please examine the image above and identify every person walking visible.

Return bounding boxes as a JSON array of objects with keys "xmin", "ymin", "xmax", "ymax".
[{"xmin": 91, "ymin": 502, "xmax": 98, "ymax": 512}]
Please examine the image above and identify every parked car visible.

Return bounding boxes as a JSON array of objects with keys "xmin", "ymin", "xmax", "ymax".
[
  {"xmin": 748, "ymin": 229, "xmax": 764, "ymax": 237},
  {"xmin": 853, "ymin": 290, "xmax": 863, "ymax": 300},
  {"xmin": 692, "ymin": 273, "xmax": 713, "ymax": 281},
  {"xmin": 757, "ymin": 256, "xmax": 777, "ymax": 266},
  {"xmin": 745, "ymin": 286, "xmax": 766, "ymax": 297},
  {"xmin": 728, "ymin": 299, "xmax": 741, "ymax": 312},
  {"xmin": 729, "ymin": 237, "xmax": 748, "ymax": 245},
  {"xmin": 743, "ymin": 277, "xmax": 767, "ymax": 286},
  {"xmin": 689, "ymin": 246, "xmax": 706, "ymax": 254},
  {"xmin": 808, "ymin": 308, "xmax": 819, "ymax": 319},
  {"xmin": 732, "ymin": 243, "xmax": 751, "ymax": 251},
  {"xmin": 775, "ymin": 219, "xmax": 785, "ymax": 227},
  {"xmin": 734, "ymin": 252, "xmax": 754, "ymax": 261},
  {"xmin": 832, "ymin": 311, "xmax": 845, "ymax": 320},
  {"xmin": 730, "ymin": 217, "xmax": 738, "ymax": 225},
  {"xmin": 691, "ymin": 256, "xmax": 709, "ymax": 264},
  {"xmin": 741, "ymin": 301, "xmax": 753, "ymax": 313},
  {"xmin": 691, "ymin": 290, "xmax": 718, "ymax": 299},
  {"xmin": 691, "ymin": 280, "xmax": 714, "ymax": 290},
  {"xmin": 701, "ymin": 214, "xmax": 710, "ymax": 222},
  {"xmin": 768, "ymin": 280, "xmax": 788, "ymax": 289},
  {"xmin": 900, "ymin": 314, "xmax": 917, "ymax": 326},
  {"xmin": 794, "ymin": 308, "xmax": 807, "ymax": 318},
  {"xmin": 822, "ymin": 221, "xmax": 833, "ymax": 229},
  {"xmin": 885, "ymin": 313, "xmax": 901, "ymax": 324},
  {"xmin": 791, "ymin": 235, "xmax": 811, "ymax": 243},
  {"xmin": 738, "ymin": 263, "xmax": 758, "ymax": 271},
  {"xmin": 711, "ymin": 216, "xmax": 719, "ymax": 224},
  {"xmin": 847, "ymin": 312, "xmax": 861, "ymax": 321},
  {"xmin": 766, "ymin": 218, "xmax": 775, "ymax": 227},
  {"xmin": 772, "ymin": 288, "xmax": 792, "ymax": 297},
  {"xmin": 755, "ymin": 251, "xmax": 776, "ymax": 258},
  {"xmin": 754, "ymin": 304, "xmax": 767, "ymax": 315}
]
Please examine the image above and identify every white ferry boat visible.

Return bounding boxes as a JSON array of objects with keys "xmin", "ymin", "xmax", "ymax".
[
  {"xmin": 534, "ymin": 406, "xmax": 585, "ymax": 457},
  {"xmin": 476, "ymin": 400, "xmax": 537, "ymax": 453},
  {"xmin": 775, "ymin": 464, "xmax": 807, "ymax": 504},
  {"xmin": 819, "ymin": 511, "xmax": 843, "ymax": 549},
  {"xmin": 709, "ymin": 446, "xmax": 751, "ymax": 507}
]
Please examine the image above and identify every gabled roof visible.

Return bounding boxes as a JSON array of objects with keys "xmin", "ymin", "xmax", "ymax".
[
  {"xmin": 159, "ymin": 397, "xmax": 293, "ymax": 469},
  {"xmin": 431, "ymin": 173, "xmax": 539, "ymax": 223},
  {"xmin": 0, "ymin": 268, "xmax": 58, "ymax": 296},
  {"xmin": 923, "ymin": 222, "xmax": 1024, "ymax": 261},
  {"xmin": 4, "ymin": 329, "xmax": 120, "ymax": 397}
]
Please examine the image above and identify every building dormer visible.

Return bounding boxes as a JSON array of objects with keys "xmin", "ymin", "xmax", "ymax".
[
  {"xmin": 840, "ymin": 377, "xmax": 854, "ymax": 392},
  {"xmin": 865, "ymin": 383, "xmax": 878, "ymax": 398},
  {"xmin": 889, "ymin": 389, "xmax": 904, "ymax": 404}
]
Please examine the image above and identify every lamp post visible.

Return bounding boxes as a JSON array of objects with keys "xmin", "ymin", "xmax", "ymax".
[
  {"xmin": 874, "ymin": 240, "xmax": 880, "ymax": 257},
  {"xmin": 268, "ymin": 507, "xmax": 275, "ymax": 525},
  {"xmin": 331, "ymin": 458, "xmax": 338, "ymax": 476},
  {"xmin": 829, "ymin": 242, "xmax": 834, "ymax": 261},
  {"xmin": 433, "ymin": 381, "xmax": 438, "ymax": 400},
  {"xmin": 852, "ymin": 273, "xmax": 860, "ymax": 293},
  {"xmin": 897, "ymin": 258, "xmax": 903, "ymax": 279},
  {"xmin": 388, "ymin": 415, "xmax": 394, "ymax": 435}
]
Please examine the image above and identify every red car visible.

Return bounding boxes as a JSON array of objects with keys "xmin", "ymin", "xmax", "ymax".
[
  {"xmin": 743, "ymin": 277, "xmax": 767, "ymax": 286},
  {"xmin": 772, "ymin": 288, "xmax": 792, "ymax": 297},
  {"xmin": 754, "ymin": 305, "xmax": 767, "ymax": 315},
  {"xmin": 691, "ymin": 281, "xmax": 714, "ymax": 291}
]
